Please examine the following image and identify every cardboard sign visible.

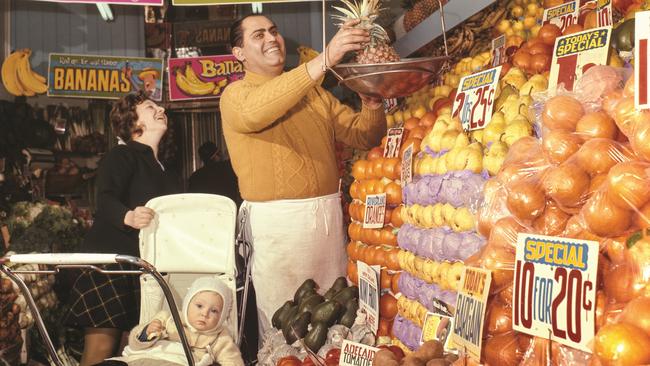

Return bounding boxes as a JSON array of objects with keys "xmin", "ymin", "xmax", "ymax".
[
  {"xmin": 340, "ymin": 340, "xmax": 379, "ymax": 366},
  {"xmin": 635, "ymin": 10, "xmax": 650, "ymax": 109},
  {"xmin": 421, "ymin": 310, "xmax": 454, "ymax": 350},
  {"xmin": 357, "ymin": 261, "xmax": 380, "ymax": 334},
  {"xmin": 543, "ymin": 1, "xmax": 579, "ymax": 33},
  {"xmin": 450, "ymin": 267, "xmax": 491, "ymax": 362},
  {"xmin": 35, "ymin": 0, "xmax": 161, "ymax": 4},
  {"xmin": 383, "ymin": 128, "xmax": 404, "ymax": 158},
  {"xmin": 168, "ymin": 55, "xmax": 244, "ymax": 101},
  {"xmin": 491, "ymin": 35, "xmax": 507, "ymax": 67},
  {"xmin": 173, "ymin": 21, "xmax": 232, "ymax": 48},
  {"xmin": 548, "ymin": 26, "xmax": 611, "ymax": 94},
  {"xmin": 400, "ymin": 143, "xmax": 414, "ymax": 187},
  {"xmin": 452, "ymin": 66, "xmax": 501, "ymax": 131},
  {"xmin": 383, "ymin": 98, "xmax": 399, "ymax": 114},
  {"xmin": 363, "ymin": 193, "xmax": 386, "ymax": 229},
  {"xmin": 512, "ymin": 234, "xmax": 599, "ymax": 352},
  {"xmin": 47, "ymin": 54, "xmax": 164, "ymax": 100},
  {"xmin": 594, "ymin": 0, "xmax": 613, "ymax": 27}
]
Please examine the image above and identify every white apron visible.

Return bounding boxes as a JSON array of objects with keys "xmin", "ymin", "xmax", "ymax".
[{"xmin": 241, "ymin": 192, "xmax": 347, "ymax": 337}]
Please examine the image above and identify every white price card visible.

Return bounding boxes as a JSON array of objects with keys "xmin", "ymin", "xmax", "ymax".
[
  {"xmin": 491, "ymin": 35, "xmax": 507, "ymax": 68},
  {"xmin": 591, "ymin": 0, "xmax": 613, "ymax": 27},
  {"xmin": 548, "ymin": 26, "xmax": 611, "ymax": 94},
  {"xmin": 512, "ymin": 234, "xmax": 599, "ymax": 352},
  {"xmin": 543, "ymin": 0, "xmax": 579, "ymax": 33},
  {"xmin": 400, "ymin": 143, "xmax": 414, "ymax": 187},
  {"xmin": 383, "ymin": 128, "xmax": 404, "ymax": 158},
  {"xmin": 452, "ymin": 66, "xmax": 502, "ymax": 131},
  {"xmin": 340, "ymin": 340, "xmax": 379, "ymax": 366},
  {"xmin": 383, "ymin": 98, "xmax": 399, "ymax": 114},
  {"xmin": 363, "ymin": 193, "xmax": 386, "ymax": 229},
  {"xmin": 357, "ymin": 261, "xmax": 380, "ymax": 334},
  {"xmin": 450, "ymin": 267, "xmax": 491, "ymax": 362},
  {"xmin": 635, "ymin": 10, "xmax": 650, "ymax": 109}
]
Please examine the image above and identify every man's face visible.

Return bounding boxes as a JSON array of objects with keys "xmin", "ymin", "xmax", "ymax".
[{"xmin": 233, "ymin": 16, "xmax": 286, "ymax": 75}]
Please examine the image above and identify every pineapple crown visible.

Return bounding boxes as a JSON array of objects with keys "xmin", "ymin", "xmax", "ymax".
[{"xmin": 332, "ymin": 0, "xmax": 391, "ymax": 44}]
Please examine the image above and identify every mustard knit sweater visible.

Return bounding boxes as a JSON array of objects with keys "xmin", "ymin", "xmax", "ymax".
[{"xmin": 220, "ymin": 64, "xmax": 387, "ymax": 201}]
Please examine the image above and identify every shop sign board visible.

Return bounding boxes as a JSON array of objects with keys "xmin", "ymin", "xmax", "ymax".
[
  {"xmin": 173, "ymin": 21, "xmax": 231, "ymax": 48},
  {"xmin": 35, "ymin": 0, "xmax": 162, "ymax": 5},
  {"xmin": 173, "ymin": 0, "xmax": 322, "ymax": 4},
  {"xmin": 635, "ymin": 10, "xmax": 650, "ymax": 109},
  {"xmin": 340, "ymin": 340, "xmax": 379, "ymax": 366},
  {"xmin": 452, "ymin": 66, "xmax": 501, "ymax": 131},
  {"xmin": 168, "ymin": 55, "xmax": 243, "ymax": 101},
  {"xmin": 357, "ymin": 261, "xmax": 380, "ymax": 334},
  {"xmin": 548, "ymin": 26, "xmax": 611, "ymax": 94},
  {"xmin": 383, "ymin": 128, "xmax": 404, "ymax": 158},
  {"xmin": 363, "ymin": 193, "xmax": 386, "ymax": 229},
  {"xmin": 450, "ymin": 267, "xmax": 491, "ymax": 362},
  {"xmin": 401, "ymin": 143, "xmax": 414, "ymax": 187},
  {"xmin": 47, "ymin": 53, "xmax": 163, "ymax": 100},
  {"xmin": 512, "ymin": 233, "xmax": 599, "ymax": 352},
  {"xmin": 543, "ymin": 1, "xmax": 579, "ymax": 33}
]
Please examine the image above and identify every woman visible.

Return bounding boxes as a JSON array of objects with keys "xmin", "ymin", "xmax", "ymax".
[{"xmin": 66, "ymin": 91, "xmax": 178, "ymax": 366}]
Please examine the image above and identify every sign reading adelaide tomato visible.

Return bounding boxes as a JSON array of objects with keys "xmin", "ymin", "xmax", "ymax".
[
  {"xmin": 543, "ymin": 0, "xmax": 579, "ymax": 33},
  {"xmin": 340, "ymin": 340, "xmax": 379, "ymax": 366},
  {"xmin": 548, "ymin": 26, "xmax": 611, "ymax": 94},
  {"xmin": 452, "ymin": 66, "xmax": 501, "ymax": 131},
  {"xmin": 512, "ymin": 234, "xmax": 599, "ymax": 352},
  {"xmin": 635, "ymin": 10, "xmax": 650, "ymax": 109}
]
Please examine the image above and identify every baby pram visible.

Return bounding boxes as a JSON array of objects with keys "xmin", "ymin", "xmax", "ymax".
[{"xmin": 0, "ymin": 193, "xmax": 252, "ymax": 366}]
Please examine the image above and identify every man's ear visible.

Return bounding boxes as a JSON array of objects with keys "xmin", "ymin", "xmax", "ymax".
[{"xmin": 232, "ymin": 47, "xmax": 246, "ymax": 62}]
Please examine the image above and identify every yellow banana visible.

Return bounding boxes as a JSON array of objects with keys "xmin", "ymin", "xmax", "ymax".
[
  {"xmin": 212, "ymin": 79, "xmax": 228, "ymax": 95},
  {"xmin": 16, "ymin": 49, "xmax": 47, "ymax": 95},
  {"xmin": 175, "ymin": 69, "xmax": 215, "ymax": 96},
  {"xmin": 184, "ymin": 63, "xmax": 203, "ymax": 85},
  {"xmin": 31, "ymin": 70, "xmax": 46, "ymax": 84},
  {"xmin": 1, "ymin": 50, "xmax": 26, "ymax": 96}
]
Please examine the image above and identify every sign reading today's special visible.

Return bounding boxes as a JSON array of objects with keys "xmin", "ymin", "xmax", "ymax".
[
  {"xmin": 512, "ymin": 234, "xmax": 599, "ymax": 352},
  {"xmin": 47, "ymin": 54, "xmax": 164, "ymax": 100}
]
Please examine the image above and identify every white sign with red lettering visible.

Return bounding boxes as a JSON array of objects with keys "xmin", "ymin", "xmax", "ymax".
[
  {"xmin": 357, "ymin": 261, "xmax": 380, "ymax": 334},
  {"xmin": 595, "ymin": 0, "xmax": 613, "ymax": 27},
  {"xmin": 452, "ymin": 66, "xmax": 501, "ymax": 131},
  {"xmin": 383, "ymin": 128, "xmax": 404, "ymax": 158},
  {"xmin": 543, "ymin": 0, "xmax": 579, "ymax": 33},
  {"xmin": 635, "ymin": 10, "xmax": 650, "ymax": 109},
  {"xmin": 548, "ymin": 26, "xmax": 611, "ymax": 94},
  {"xmin": 400, "ymin": 143, "xmax": 414, "ymax": 187},
  {"xmin": 340, "ymin": 340, "xmax": 379, "ymax": 366},
  {"xmin": 363, "ymin": 193, "xmax": 386, "ymax": 229},
  {"xmin": 491, "ymin": 35, "xmax": 506, "ymax": 67}
]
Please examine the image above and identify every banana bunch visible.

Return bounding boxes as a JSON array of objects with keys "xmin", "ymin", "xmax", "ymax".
[
  {"xmin": 397, "ymin": 250, "xmax": 465, "ymax": 291},
  {"xmin": 297, "ymin": 45, "xmax": 319, "ymax": 64},
  {"xmin": 175, "ymin": 63, "xmax": 226, "ymax": 96},
  {"xmin": 464, "ymin": 4, "xmax": 507, "ymax": 33},
  {"xmin": 1, "ymin": 49, "xmax": 48, "ymax": 97},
  {"xmin": 403, "ymin": 203, "xmax": 476, "ymax": 232}
]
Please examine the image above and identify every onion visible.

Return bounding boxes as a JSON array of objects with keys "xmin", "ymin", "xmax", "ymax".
[
  {"xmin": 582, "ymin": 192, "xmax": 632, "ymax": 237},
  {"xmin": 506, "ymin": 179, "xmax": 546, "ymax": 221},
  {"xmin": 620, "ymin": 297, "xmax": 650, "ymax": 335},
  {"xmin": 606, "ymin": 161, "xmax": 650, "ymax": 209},
  {"xmin": 542, "ymin": 163, "xmax": 591, "ymax": 208},
  {"xmin": 575, "ymin": 111, "xmax": 618, "ymax": 140},
  {"xmin": 542, "ymin": 95, "xmax": 584, "ymax": 132},
  {"xmin": 542, "ymin": 130, "xmax": 582, "ymax": 165},
  {"xmin": 575, "ymin": 138, "xmax": 632, "ymax": 176}
]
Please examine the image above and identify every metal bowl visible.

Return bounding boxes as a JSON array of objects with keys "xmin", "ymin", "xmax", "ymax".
[{"xmin": 330, "ymin": 56, "xmax": 451, "ymax": 99}]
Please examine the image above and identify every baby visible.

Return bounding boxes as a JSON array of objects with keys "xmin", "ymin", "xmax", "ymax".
[{"xmin": 112, "ymin": 276, "xmax": 244, "ymax": 366}]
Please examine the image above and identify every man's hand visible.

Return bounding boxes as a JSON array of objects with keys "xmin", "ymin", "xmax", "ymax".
[
  {"xmin": 359, "ymin": 93, "xmax": 384, "ymax": 110},
  {"xmin": 124, "ymin": 206, "xmax": 155, "ymax": 229},
  {"xmin": 146, "ymin": 319, "xmax": 164, "ymax": 338},
  {"xmin": 325, "ymin": 20, "xmax": 371, "ymax": 67}
]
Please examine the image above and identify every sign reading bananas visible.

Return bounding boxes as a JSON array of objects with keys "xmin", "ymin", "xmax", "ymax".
[
  {"xmin": 168, "ymin": 55, "xmax": 244, "ymax": 101},
  {"xmin": 47, "ymin": 54, "xmax": 164, "ymax": 100}
]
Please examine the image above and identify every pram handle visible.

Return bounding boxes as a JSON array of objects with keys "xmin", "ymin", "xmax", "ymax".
[{"xmin": 5, "ymin": 253, "xmax": 120, "ymax": 265}]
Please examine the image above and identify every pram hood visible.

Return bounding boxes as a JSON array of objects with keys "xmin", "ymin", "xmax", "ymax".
[{"xmin": 182, "ymin": 276, "xmax": 232, "ymax": 334}]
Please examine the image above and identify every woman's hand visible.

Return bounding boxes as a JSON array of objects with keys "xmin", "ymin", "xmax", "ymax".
[
  {"xmin": 124, "ymin": 206, "xmax": 155, "ymax": 229},
  {"xmin": 146, "ymin": 319, "xmax": 164, "ymax": 338},
  {"xmin": 325, "ymin": 20, "xmax": 370, "ymax": 67}
]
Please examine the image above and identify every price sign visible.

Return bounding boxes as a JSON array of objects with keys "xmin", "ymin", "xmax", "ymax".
[
  {"xmin": 512, "ymin": 234, "xmax": 599, "ymax": 352},
  {"xmin": 421, "ymin": 310, "xmax": 454, "ymax": 350},
  {"xmin": 400, "ymin": 143, "xmax": 414, "ymax": 187},
  {"xmin": 452, "ymin": 66, "xmax": 501, "ymax": 131},
  {"xmin": 450, "ymin": 267, "xmax": 491, "ymax": 362},
  {"xmin": 635, "ymin": 10, "xmax": 650, "ymax": 109},
  {"xmin": 363, "ymin": 193, "xmax": 386, "ymax": 229},
  {"xmin": 383, "ymin": 98, "xmax": 399, "ymax": 114},
  {"xmin": 594, "ymin": 0, "xmax": 613, "ymax": 27},
  {"xmin": 340, "ymin": 340, "xmax": 379, "ymax": 366},
  {"xmin": 383, "ymin": 128, "xmax": 404, "ymax": 158},
  {"xmin": 543, "ymin": 1, "xmax": 579, "ymax": 33},
  {"xmin": 491, "ymin": 35, "xmax": 507, "ymax": 67},
  {"xmin": 357, "ymin": 261, "xmax": 380, "ymax": 334},
  {"xmin": 548, "ymin": 26, "xmax": 611, "ymax": 94}
]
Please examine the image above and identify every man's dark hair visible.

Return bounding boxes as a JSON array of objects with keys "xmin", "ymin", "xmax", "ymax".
[
  {"xmin": 198, "ymin": 141, "xmax": 218, "ymax": 165},
  {"xmin": 229, "ymin": 14, "xmax": 267, "ymax": 49}
]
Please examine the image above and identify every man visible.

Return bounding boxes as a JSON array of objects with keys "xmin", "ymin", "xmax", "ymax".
[
  {"xmin": 220, "ymin": 14, "xmax": 387, "ymax": 336},
  {"xmin": 188, "ymin": 141, "xmax": 242, "ymax": 207}
]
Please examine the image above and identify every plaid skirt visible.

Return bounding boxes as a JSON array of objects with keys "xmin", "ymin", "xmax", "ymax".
[{"xmin": 65, "ymin": 263, "xmax": 141, "ymax": 331}]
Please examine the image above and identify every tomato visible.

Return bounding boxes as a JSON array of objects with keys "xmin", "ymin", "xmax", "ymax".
[
  {"xmin": 325, "ymin": 348, "xmax": 341, "ymax": 361},
  {"xmin": 277, "ymin": 356, "xmax": 302, "ymax": 366}
]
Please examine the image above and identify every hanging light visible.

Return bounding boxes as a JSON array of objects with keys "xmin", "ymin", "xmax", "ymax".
[
  {"xmin": 96, "ymin": 4, "xmax": 114, "ymax": 22},
  {"xmin": 251, "ymin": 2, "xmax": 263, "ymax": 14}
]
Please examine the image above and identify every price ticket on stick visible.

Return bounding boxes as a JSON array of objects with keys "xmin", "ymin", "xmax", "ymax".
[
  {"xmin": 512, "ymin": 233, "xmax": 599, "ymax": 352},
  {"xmin": 635, "ymin": 10, "xmax": 650, "ymax": 109},
  {"xmin": 340, "ymin": 340, "xmax": 379, "ymax": 366},
  {"xmin": 357, "ymin": 261, "xmax": 380, "ymax": 334},
  {"xmin": 383, "ymin": 98, "xmax": 399, "ymax": 114},
  {"xmin": 450, "ymin": 267, "xmax": 492, "ymax": 362},
  {"xmin": 491, "ymin": 35, "xmax": 507, "ymax": 67},
  {"xmin": 383, "ymin": 128, "xmax": 404, "ymax": 158},
  {"xmin": 452, "ymin": 66, "xmax": 501, "ymax": 131},
  {"xmin": 400, "ymin": 143, "xmax": 414, "ymax": 187},
  {"xmin": 548, "ymin": 26, "xmax": 611, "ymax": 94},
  {"xmin": 588, "ymin": 0, "xmax": 613, "ymax": 27},
  {"xmin": 363, "ymin": 193, "xmax": 386, "ymax": 229},
  {"xmin": 543, "ymin": 0, "xmax": 579, "ymax": 32}
]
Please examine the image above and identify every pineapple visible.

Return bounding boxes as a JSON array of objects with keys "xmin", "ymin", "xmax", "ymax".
[
  {"xmin": 403, "ymin": 0, "xmax": 443, "ymax": 32},
  {"xmin": 332, "ymin": 0, "xmax": 401, "ymax": 64}
]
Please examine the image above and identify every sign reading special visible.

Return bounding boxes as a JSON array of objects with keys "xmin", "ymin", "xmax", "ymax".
[
  {"xmin": 168, "ymin": 55, "xmax": 244, "ymax": 101},
  {"xmin": 548, "ymin": 26, "xmax": 611, "ymax": 94},
  {"xmin": 450, "ymin": 267, "xmax": 491, "ymax": 362},
  {"xmin": 512, "ymin": 234, "xmax": 599, "ymax": 352},
  {"xmin": 452, "ymin": 66, "xmax": 501, "ymax": 131},
  {"xmin": 543, "ymin": 1, "xmax": 579, "ymax": 33},
  {"xmin": 48, "ymin": 54, "xmax": 164, "ymax": 100},
  {"xmin": 635, "ymin": 10, "xmax": 650, "ymax": 109}
]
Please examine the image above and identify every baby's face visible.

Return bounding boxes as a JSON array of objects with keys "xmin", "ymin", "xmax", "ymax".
[{"xmin": 187, "ymin": 291, "xmax": 223, "ymax": 331}]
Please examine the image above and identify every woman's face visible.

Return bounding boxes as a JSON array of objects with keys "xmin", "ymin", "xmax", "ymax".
[{"xmin": 135, "ymin": 99, "xmax": 167, "ymax": 136}]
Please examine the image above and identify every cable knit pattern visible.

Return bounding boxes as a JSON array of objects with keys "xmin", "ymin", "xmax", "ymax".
[{"xmin": 220, "ymin": 65, "xmax": 387, "ymax": 201}]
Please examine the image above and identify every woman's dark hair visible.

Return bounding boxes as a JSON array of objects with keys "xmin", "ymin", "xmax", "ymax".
[
  {"xmin": 229, "ymin": 14, "xmax": 264, "ymax": 49},
  {"xmin": 110, "ymin": 90, "xmax": 149, "ymax": 142}
]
